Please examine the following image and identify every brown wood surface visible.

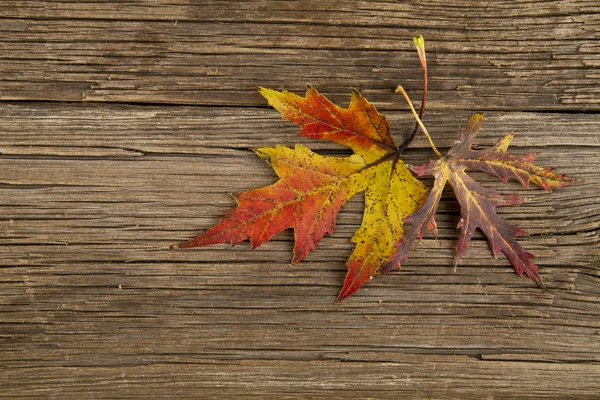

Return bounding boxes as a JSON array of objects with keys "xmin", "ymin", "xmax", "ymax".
[{"xmin": 1, "ymin": 1, "xmax": 599, "ymax": 398}]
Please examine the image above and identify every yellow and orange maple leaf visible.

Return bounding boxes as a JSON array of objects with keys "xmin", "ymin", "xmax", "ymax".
[{"xmin": 172, "ymin": 86, "xmax": 427, "ymax": 301}]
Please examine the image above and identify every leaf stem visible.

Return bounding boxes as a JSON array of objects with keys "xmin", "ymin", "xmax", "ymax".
[
  {"xmin": 398, "ymin": 35, "xmax": 428, "ymax": 152},
  {"xmin": 396, "ymin": 85, "xmax": 442, "ymax": 158}
]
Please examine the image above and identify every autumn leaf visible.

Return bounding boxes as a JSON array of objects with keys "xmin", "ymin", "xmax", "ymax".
[
  {"xmin": 172, "ymin": 86, "xmax": 427, "ymax": 301},
  {"xmin": 383, "ymin": 112, "xmax": 572, "ymax": 286}
]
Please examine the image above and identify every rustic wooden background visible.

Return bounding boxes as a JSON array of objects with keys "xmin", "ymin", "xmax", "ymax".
[{"xmin": 1, "ymin": 1, "xmax": 599, "ymax": 398}]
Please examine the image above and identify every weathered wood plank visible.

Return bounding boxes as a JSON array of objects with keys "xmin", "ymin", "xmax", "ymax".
[
  {"xmin": 1, "ymin": 360, "xmax": 599, "ymax": 399},
  {"xmin": 1, "ymin": 101, "xmax": 599, "ymax": 397},
  {"xmin": 1, "ymin": 0, "xmax": 599, "ymax": 397},
  {"xmin": 0, "ymin": 0, "xmax": 599, "ymax": 109}
]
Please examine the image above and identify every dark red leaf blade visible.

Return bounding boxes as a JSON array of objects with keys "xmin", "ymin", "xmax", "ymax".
[{"xmin": 385, "ymin": 113, "xmax": 571, "ymax": 287}]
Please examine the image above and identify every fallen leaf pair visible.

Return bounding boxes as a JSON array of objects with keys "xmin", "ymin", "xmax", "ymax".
[{"xmin": 171, "ymin": 37, "xmax": 571, "ymax": 301}]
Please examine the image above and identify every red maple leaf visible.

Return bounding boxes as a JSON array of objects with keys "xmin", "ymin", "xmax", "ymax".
[{"xmin": 172, "ymin": 87, "xmax": 427, "ymax": 301}]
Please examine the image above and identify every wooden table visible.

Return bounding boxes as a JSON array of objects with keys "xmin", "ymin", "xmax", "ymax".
[{"xmin": 1, "ymin": 1, "xmax": 599, "ymax": 398}]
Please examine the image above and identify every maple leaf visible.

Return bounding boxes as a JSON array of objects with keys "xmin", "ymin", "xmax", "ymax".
[
  {"xmin": 172, "ymin": 86, "xmax": 427, "ymax": 301},
  {"xmin": 383, "ymin": 112, "xmax": 572, "ymax": 287}
]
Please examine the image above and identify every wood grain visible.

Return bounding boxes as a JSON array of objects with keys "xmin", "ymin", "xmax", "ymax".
[
  {"xmin": 1, "ymin": 1, "xmax": 599, "ymax": 398},
  {"xmin": 1, "ymin": 1, "xmax": 600, "ymax": 110}
]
